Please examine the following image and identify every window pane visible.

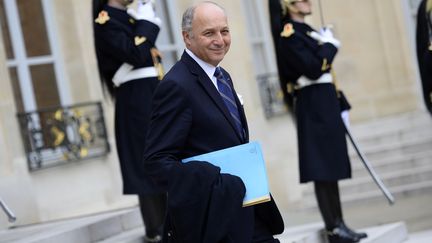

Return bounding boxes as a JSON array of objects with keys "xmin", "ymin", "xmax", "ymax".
[
  {"xmin": 161, "ymin": 51, "xmax": 178, "ymax": 72},
  {"xmin": 409, "ymin": 0, "xmax": 422, "ymax": 9},
  {"xmin": 9, "ymin": 67, "xmax": 24, "ymax": 113},
  {"xmin": 0, "ymin": 1, "xmax": 14, "ymax": 59},
  {"xmin": 156, "ymin": 0, "xmax": 176, "ymax": 45},
  {"xmin": 252, "ymin": 44, "xmax": 268, "ymax": 75},
  {"xmin": 17, "ymin": 0, "xmax": 51, "ymax": 57},
  {"xmin": 242, "ymin": 0, "xmax": 261, "ymax": 38},
  {"xmin": 30, "ymin": 64, "xmax": 60, "ymax": 109}
]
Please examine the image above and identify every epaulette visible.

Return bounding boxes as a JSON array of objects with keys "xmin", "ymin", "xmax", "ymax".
[
  {"xmin": 280, "ymin": 23, "xmax": 295, "ymax": 38},
  {"xmin": 95, "ymin": 10, "xmax": 110, "ymax": 25},
  {"xmin": 134, "ymin": 36, "xmax": 147, "ymax": 46}
]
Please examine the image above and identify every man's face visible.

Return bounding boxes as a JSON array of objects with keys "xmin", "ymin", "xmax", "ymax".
[
  {"xmin": 183, "ymin": 3, "xmax": 231, "ymax": 67},
  {"xmin": 112, "ymin": 0, "xmax": 134, "ymax": 7},
  {"xmin": 291, "ymin": 0, "xmax": 312, "ymax": 15}
]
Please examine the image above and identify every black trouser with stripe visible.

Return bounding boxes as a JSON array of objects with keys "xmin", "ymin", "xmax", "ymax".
[{"xmin": 314, "ymin": 181, "xmax": 344, "ymax": 230}]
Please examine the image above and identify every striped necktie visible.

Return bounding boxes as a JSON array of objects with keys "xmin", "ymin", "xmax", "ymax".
[{"xmin": 214, "ymin": 67, "xmax": 244, "ymax": 138}]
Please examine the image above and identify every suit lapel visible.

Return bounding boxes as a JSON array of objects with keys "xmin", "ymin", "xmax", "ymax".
[{"xmin": 181, "ymin": 52, "xmax": 245, "ymax": 142}]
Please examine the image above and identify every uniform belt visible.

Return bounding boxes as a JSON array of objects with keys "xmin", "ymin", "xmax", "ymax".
[
  {"xmin": 297, "ymin": 73, "xmax": 332, "ymax": 89},
  {"xmin": 112, "ymin": 63, "xmax": 158, "ymax": 87}
]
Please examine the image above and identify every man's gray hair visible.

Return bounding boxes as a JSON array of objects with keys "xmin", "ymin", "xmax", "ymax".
[{"xmin": 181, "ymin": 1, "xmax": 226, "ymax": 35}]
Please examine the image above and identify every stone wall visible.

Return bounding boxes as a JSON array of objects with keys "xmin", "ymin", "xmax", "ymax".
[{"xmin": 0, "ymin": 0, "xmax": 424, "ymax": 229}]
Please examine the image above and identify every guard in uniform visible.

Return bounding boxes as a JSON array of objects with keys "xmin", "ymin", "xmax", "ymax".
[
  {"xmin": 416, "ymin": 0, "xmax": 432, "ymax": 115},
  {"xmin": 93, "ymin": 0, "xmax": 165, "ymax": 242},
  {"xmin": 276, "ymin": 0, "xmax": 366, "ymax": 242}
]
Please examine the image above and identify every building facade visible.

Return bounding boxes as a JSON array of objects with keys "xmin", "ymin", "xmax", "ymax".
[{"xmin": 0, "ymin": 0, "xmax": 425, "ymax": 229}]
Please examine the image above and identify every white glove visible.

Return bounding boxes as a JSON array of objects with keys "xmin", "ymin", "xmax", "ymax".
[
  {"xmin": 309, "ymin": 28, "xmax": 341, "ymax": 48},
  {"xmin": 320, "ymin": 27, "xmax": 335, "ymax": 38},
  {"xmin": 127, "ymin": 0, "xmax": 162, "ymax": 27},
  {"xmin": 341, "ymin": 110, "xmax": 350, "ymax": 128}
]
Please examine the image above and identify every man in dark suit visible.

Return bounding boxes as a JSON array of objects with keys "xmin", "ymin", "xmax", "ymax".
[{"xmin": 143, "ymin": 1, "xmax": 284, "ymax": 242}]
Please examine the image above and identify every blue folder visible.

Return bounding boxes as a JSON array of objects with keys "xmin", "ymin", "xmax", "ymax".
[{"xmin": 182, "ymin": 142, "xmax": 271, "ymax": 206}]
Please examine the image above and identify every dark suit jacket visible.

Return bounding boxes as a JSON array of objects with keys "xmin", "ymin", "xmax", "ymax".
[{"xmin": 143, "ymin": 52, "xmax": 284, "ymax": 242}]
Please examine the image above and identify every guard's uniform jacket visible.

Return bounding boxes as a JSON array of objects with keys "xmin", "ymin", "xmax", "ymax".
[
  {"xmin": 278, "ymin": 19, "xmax": 351, "ymax": 183},
  {"xmin": 94, "ymin": 5, "xmax": 162, "ymax": 194}
]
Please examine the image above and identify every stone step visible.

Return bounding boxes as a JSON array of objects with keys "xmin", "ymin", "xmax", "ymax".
[
  {"xmin": 343, "ymin": 164, "xmax": 432, "ymax": 193},
  {"xmin": 360, "ymin": 222, "xmax": 408, "ymax": 243},
  {"xmin": 0, "ymin": 206, "xmax": 410, "ymax": 243},
  {"xmin": 302, "ymin": 179, "xmax": 432, "ymax": 208},
  {"xmin": 350, "ymin": 150, "xmax": 432, "ymax": 177},
  {"xmin": 277, "ymin": 221, "xmax": 408, "ymax": 243},
  {"xmin": 347, "ymin": 112, "xmax": 432, "ymax": 161},
  {"xmin": 0, "ymin": 207, "xmax": 142, "ymax": 243},
  {"xmin": 340, "ymin": 180, "xmax": 432, "ymax": 204},
  {"xmin": 301, "ymin": 164, "xmax": 432, "ymax": 208},
  {"xmin": 351, "ymin": 120, "xmax": 432, "ymax": 148},
  {"xmin": 278, "ymin": 223, "xmax": 324, "ymax": 243},
  {"xmin": 98, "ymin": 221, "xmax": 410, "ymax": 243},
  {"xmin": 307, "ymin": 113, "xmax": 431, "ymax": 208},
  {"xmin": 347, "ymin": 132, "xmax": 432, "ymax": 161},
  {"xmin": 96, "ymin": 227, "xmax": 144, "ymax": 243},
  {"xmin": 404, "ymin": 229, "xmax": 432, "ymax": 243},
  {"xmin": 303, "ymin": 163, "xmax": 432, "ymax": 196},
  {"xmin": 351, "ymin": 112, "xmax": 432, "ymax": 142}
]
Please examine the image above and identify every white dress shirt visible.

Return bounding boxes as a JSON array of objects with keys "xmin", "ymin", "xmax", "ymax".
[{"xmin": 185, "ymin": 49, "xmax": 219, "ymax": 89}]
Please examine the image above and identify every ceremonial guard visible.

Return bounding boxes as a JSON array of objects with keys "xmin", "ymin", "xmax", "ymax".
[
  {"xmin": 275, "ymin": 0, "xmax": 366, "ymax": 242},
  {"xmin": 93, "ymin": 0, "xmax": 165, "ymax": 242}
]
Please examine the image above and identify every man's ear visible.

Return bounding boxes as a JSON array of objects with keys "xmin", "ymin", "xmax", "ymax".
[{"xmin": 182, "ymin": 31, "xmax": 191, "ymax": 47}]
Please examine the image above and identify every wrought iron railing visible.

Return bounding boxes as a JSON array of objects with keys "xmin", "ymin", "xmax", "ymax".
[
  {"xmin": 0, "ymin": 197, "xmax": 16, "ymax": 223},
  {"xmin": 17, "ymin": 102, "xmax": 110, "ymax": 171},
  {"xmin": 256, "ymin": 73, "xmax": 287, "ymax": 118}
]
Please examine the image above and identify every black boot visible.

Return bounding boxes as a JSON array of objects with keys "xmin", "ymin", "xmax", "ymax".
[
  {"xmin": 143, "ymin": 235, "xmax": 162, "ymax": 243},
  {"xmin": 338, "ymin": 222, "xmax": 367, "ymax": 240},
  {"xmin": 329, "ymin": 184, "xmax": 367, "ymax": 240},
  {"xmin": 139, "ymin": 193, "xmax": 167, "ymax": 243},
  {"xmin": 326, "ymin": 226, "xmax": 360, "ymax": 243},
  {"xmin": 314, "ymin": 182, "xmax": 360, "ymax": 243}
]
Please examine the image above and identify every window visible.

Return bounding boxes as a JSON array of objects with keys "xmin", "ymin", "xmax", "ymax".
[
  {"xmin": 241, "ymin": 0, "xmax": 286, "ymax": 117},
  {"xmin": 241, "ymin": 0, "xmax": 278, "ymax": 75},
  {"xmin": 155, "ymin": 0, "xmax": 184, "ymax": 72},
  {"xmin": 408, "ymin": 0, "xmax": 423, "ymax": 16},
  {"xmin": 1, "ymin": 0, "xmax": 110, "ymax": 170},
  {"xmin": 1, "ymin": 0, "xmax": 70, "ymax": 113},
  {"xmin": 405, "ymin": 0, "xmax": 423, "ymax": 40}
]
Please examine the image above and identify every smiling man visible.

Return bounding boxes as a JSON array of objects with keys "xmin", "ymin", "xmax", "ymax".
[{"xmin": 142, "ymin": 1, "xmax": 284, "ymax": 242}]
